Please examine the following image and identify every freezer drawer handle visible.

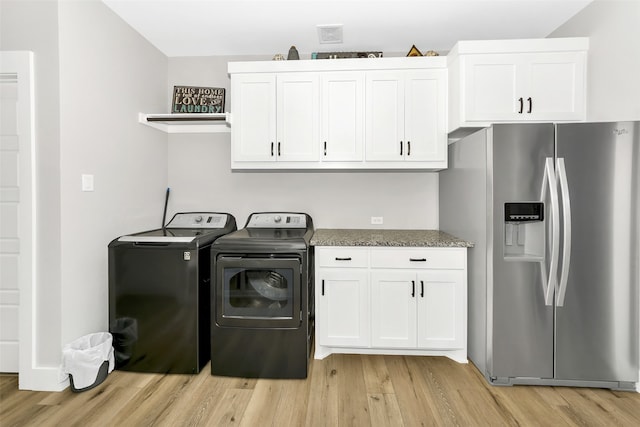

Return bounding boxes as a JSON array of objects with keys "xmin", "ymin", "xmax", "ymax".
[
  {"xmin": 539, "ymin": 157, "xmax": 560, "ymax": 306},
  {"xmin": 556, "ymin": 158, "xmax": 572, "ymax": 307}
]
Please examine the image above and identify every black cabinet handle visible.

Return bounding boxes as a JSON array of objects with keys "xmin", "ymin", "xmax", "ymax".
[
  {"xmin": 420, "ymin": 281, "xmax": 424, "ymax": 298},
  {"xmin": 400, "ymin": 141, "xmax": 403, "ymax": 156},
  {"xmin": 277, "ymin": 142, "xmax": 281, "ymax": 156},
  {"xmin": 271, "ymin": 142, "xmax": 274, "ymax": 156},
  {"xmin": 409, "ymin": 258, "xmax": 427, "ymax": 262},
  {"xmin": 527, "ymin": 97, "xmax": 532, "ymax": 114},
  {"xmin": 411, "ymin": 280, "xmax": 415, "ymax": 297},
  {"xmin": 335, "ymin": 257, "xmax": 352, "ymax": 261},
  {"xmin": 407, "ymin": 141, "xmax": 411, "ymax": 156},
  {"xmin": 324, "ymin": 141, "xmax": 327, "ymax": 156},
  {"xmin": 518, "ymin": 97, "xmax": 524, "ymax": 114},
  {"xmin": 322, "ymin": 280, "xmax": 325, "ymax": 296}
]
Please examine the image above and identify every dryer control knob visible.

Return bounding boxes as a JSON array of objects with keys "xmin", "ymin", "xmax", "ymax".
[
  {"xmin": 274, "ymin": 215, "xmax": 282, "ymax": 223},
  {"xmin": 195, "ymin": 215, "xmax": 203, "ymax": 223}
]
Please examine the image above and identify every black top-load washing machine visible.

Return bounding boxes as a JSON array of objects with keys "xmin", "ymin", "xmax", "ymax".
[
  {"xmin": 108, "ymin": 212, "xmax": 236, "ymax": 374},
  {"xmin": 210, "ymin": 212, "xmax": 314, "ymax": 378}
]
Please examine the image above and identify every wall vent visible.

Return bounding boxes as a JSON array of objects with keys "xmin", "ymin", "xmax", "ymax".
[{"xmin": 317, "ymin": 24, "xmax": 343, "ymax": 44}]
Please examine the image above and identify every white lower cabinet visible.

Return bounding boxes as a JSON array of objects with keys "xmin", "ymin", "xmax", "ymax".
[
  {"xmin": 317, "ymin": 270, "xmax": 370, "ymax": 347},
  {"xmin": 315, "ymin": 246, "xmax": 467, "ymax": 362}
]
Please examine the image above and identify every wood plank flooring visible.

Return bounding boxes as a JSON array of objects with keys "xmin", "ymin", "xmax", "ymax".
[{"xmin": 2, "ymin": 355, "xmax": 639, "ymax": 426}]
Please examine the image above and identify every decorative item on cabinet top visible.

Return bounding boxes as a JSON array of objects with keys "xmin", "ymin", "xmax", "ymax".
[{"xmin": 312, "ymin": 51, "xmax": 383, "ymax": 59}]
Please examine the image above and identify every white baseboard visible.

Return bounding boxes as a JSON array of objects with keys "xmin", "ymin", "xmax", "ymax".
[{"xmin": 19, "ymin": 365, "xmax": 69, "ymax": 392}]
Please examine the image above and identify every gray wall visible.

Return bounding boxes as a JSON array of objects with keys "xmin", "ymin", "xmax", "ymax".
[
  {"xmin": 166, "ymin": 56, "xmax": 440, "ymax": 229},
  {"xmin": 57, "ymin": 1, "xmax": 168, "ymax": 345},
  {"xmin": 1, "ymin": 0, "xmax": 62, "ymax": 368},
  {"xmin": 2, "ymin": 0, "xmax": 168, "ymax": 388},
  {"xmin": 550, "ymin": 0, "xmax": 640, "ymax": 121}
]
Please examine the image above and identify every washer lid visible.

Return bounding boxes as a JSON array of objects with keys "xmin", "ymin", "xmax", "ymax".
[
  {"xmin": 117, "ymin": 212, "xmax": 236, "ymax": 244},
  {"xmin": 118, "ymin": 228, "xmax": 206, "ymax": 243}
]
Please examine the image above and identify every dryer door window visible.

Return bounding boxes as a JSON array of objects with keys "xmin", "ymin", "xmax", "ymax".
[{"xmin": 216, "ymin": 256, "xmax": 301, "ymax": 328}]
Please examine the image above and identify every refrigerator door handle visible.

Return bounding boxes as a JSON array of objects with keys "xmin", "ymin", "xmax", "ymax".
[
  {"xmin": 539, "ymin": 157, "xmax": 559, "ymax": 306},
  {"xmin": 556, "ymin": 158, "xmax": 572, "ymax": 307}
]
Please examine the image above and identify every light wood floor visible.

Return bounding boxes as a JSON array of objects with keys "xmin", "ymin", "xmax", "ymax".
[{"xmin": 2, "ymin": 354, "xmax": 639, "ymax": 426}]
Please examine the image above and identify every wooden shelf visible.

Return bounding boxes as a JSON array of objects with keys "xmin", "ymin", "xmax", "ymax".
[{"xmin": 139, "ymin": 112, "xmax": 231, "ymax": 134}]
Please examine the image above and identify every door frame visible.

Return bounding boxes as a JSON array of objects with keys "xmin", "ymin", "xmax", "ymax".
[{"xmin": 1, "ymin": 51, "xmax": 37, "ymax": 388}]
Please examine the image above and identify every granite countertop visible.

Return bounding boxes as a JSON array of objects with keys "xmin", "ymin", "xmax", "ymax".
[{"xmin": 311, "ymin": 229, "xmax": 474, "ymax": 248}]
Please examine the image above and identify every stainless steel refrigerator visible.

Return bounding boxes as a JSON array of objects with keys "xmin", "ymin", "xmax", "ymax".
[{"xmin": 440, "ymin": 122, "xmax": 639, "ymax": 390}]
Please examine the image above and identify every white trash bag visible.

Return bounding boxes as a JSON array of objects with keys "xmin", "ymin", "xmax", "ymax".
[{"xmin": 62, "ymin": 332, "xmax": 115, "ymax": 392}]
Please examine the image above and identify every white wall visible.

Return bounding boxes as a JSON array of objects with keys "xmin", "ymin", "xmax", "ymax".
[
  {"xmin": 167, "ymin": 56, "xmax": 440, "ymax": 229},
  {"xmin": 550, "ymin": 0, "xmax": 640, "ymax": 121}
]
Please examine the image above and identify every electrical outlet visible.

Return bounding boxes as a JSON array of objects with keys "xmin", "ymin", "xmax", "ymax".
[{"xmin": 371, "ymin": 216, "xmax": 383, "ymax": 225}]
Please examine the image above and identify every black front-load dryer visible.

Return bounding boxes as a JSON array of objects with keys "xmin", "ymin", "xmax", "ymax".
[
  {"xmin": 211, "ymin": 212, "xmax": 314, "ymax": 379},
  {"xmin": 108, "ymin": 212, "xmax": 236, "ymax": 374}
]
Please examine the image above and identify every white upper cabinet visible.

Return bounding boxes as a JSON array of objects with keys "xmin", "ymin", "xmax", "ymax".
[
  {"xmin": 448, "ymin": 38, "xmax": 588, "ymax": 133},
  {"xmin": 231, "ymin": 72, "xmax": 319, "ymax": 164},
  {"xmin": 321, "ymin": 72, "xmax": 364, "ymax": 162},
  {"xmin": 231, "ymin": 73, "xmax": 276, "ymax": 162},
  {"xmin": 366, "ymin": 69, "xmax": 446, "ymax": 164},
  {"xmin": 228, "ymin": 57, "xmax": 447, "ymax": 170}
]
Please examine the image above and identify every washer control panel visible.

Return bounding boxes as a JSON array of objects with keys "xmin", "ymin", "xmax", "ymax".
[
  {"xmin": 246, "ymin": 213, "xmax": 307, "ymax": 228},
  {"xmin": 167, "ymin": 212, "xmax": 229, "ymax": 228}
]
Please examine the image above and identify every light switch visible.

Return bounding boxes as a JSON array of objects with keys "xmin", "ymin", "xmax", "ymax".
[{"xmin": 82, "ymin": 174, "xmax": 94, "ymax": 192}]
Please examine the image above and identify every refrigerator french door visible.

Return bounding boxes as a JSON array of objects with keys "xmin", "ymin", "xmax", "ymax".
[{"xmin": 441, "ymin": 122, "xmax": 639, "ymax": 390}]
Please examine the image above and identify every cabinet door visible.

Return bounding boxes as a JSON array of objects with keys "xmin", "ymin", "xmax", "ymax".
[
  {"xmin": 417, "ymin": 270, "xmax": 466, "ymax": 349},
  {"xmin": 317, "ymin": 270, "xmax": 370, "ymax": 347},
  {"xmin": 463, "ymin": 54, "xmax": 521, "ymax": 122},
  {"xmin": 404, "ymin": 70, "xmax": 447, "ymax": 162},
  {"xmin": 276, "ymin": 73, "xmax": 320, "ymax": 162},
  {"xmin": 371, "ymin": 271, "xmax": 417, "ymax": 348},
  {"xmin": 321, "ymin": 72, "xmax": 364, "ymax": 162},
  {"xmin": 365, "ymin": 71, "xmax": 404, "ymax": 161},
  {"xmin": 231, "ymin": 73, "xmax": 277, "ymax": 162},
  {"xmin": 525, "ymin": 52, "xmax": 586, "ymax": 121}
]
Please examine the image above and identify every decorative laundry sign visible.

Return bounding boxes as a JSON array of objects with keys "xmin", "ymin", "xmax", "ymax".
[{"xmin": 172, "ymin": 86, "xmax": 225, "ymax": 113}]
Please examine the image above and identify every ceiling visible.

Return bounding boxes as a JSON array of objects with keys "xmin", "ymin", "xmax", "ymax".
[{"xmin": 101, "ymin": 0, "xmax": 593, "ymax": 58}]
